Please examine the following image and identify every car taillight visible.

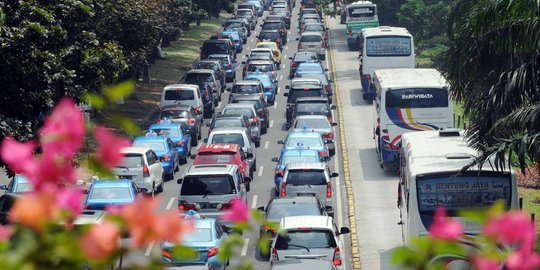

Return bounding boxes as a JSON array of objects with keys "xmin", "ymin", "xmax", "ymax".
[
  {"xmin": 327, "ymin": 182, "xmax": 332, "ymax": 198},
  {"xmin": 382, "ymin": 129, "xmax": 388, "ymax": 134},
  {"xmin": 208, "ymin": 247, "xmax": 219, "ymax": 258},
  {"xmin": 178, "ymin": 201, "xmax": 198, "ymax": 211},
  {"xmin": 382, "ymin": 135, "xmax": 390, "ymax": 141},
  {"xmin": 276, "ymin": 169, "xmax": 284, "ymax": 176},
  {"xmin": 321, "ymin": 40, "xmax": 325, "ymax": 48},
  {"xmin": 162, "ymin": 249, "xmax": 172, "ymax": 259},
  {"xmin": 194, "ymin": 107, "xmax": 201, "ymax": 113},
  {"xmin": 319, "ymin": 150, "xmax": 327, "ymax": 157},
  {"xmin": 253, "ymin": 116, "xmax": 258, "ymax": 123},
  {"xmin": 326, "ymin": 84, "xmax": 331, "ymax": 94},
  {"xmin": 220, "ymin": 201, "xmax": 233, "ymax": 210},
  {"xmin": 228, "ymin": 64, "xmax": 233, "ymax": 68},
  {"xmin": 143, "ymin": 165, "xmax": 150, "ymax": 177},
  {"xmin": 272, "ymin": 247, "xmax": 279, "ymax": 260},
  {"xmin": 280, "ymin": 29, "xmax": 285, "ymax": 32},
  {"xmin": 85, "ymin": 205, "xmax": 93, "ymax": 210},
  {"xmin": 220, "ymin": 70, "xmax": 224, "ymax": 76},
  {"xmin": 322, "ymin": 133, "xmax": 334, "ymax": 139},
  {"xmin": 273, "ymin": 50, "xmax": 278, "ymax": 55},
  {"xmin": 280, "ymin": 181, "xmax": 286, "ymax": 196},
  {"xmin": 291, "ymin": 62, "xmax": 297, "ymax": 67},
  {"xmin": 163, "ymin": 155, "xmax": 170, "ymax": 161},
  {"xmin": 188, "ymin": 118, "xmax": 195, "ymax": 124},
  {"xmin": 177, "ymin": 141, "xmax": 184, "ymax": 146},
  {"xmin": 333, "ymin": 247, "xmax": 342, "ymax": 266}
]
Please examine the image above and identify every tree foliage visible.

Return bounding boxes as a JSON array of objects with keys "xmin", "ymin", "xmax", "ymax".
[{"xmin": 444, "ymin": 0, "xmax": 540, "ymax": 171}]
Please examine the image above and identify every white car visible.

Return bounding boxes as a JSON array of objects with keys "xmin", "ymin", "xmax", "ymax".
[{"xmin": 113, "ymin": 147, "xmax": 164, "ymax": 194}]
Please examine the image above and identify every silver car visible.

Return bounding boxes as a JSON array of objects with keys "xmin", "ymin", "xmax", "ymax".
[
  {"xmin": 222, "ymin": 103, "xmax": 261, "ymax": 145},
  {"xmin": 113, "ymin": 147, "xmax": 164, "ymax": 194},
  {"xmin": 291, "ymin": 115, "xmax": 337, "ymax": 155},
  {"xmin": 279, "ymin": 162, "xmax": 337, "ymax": 211},
  {"xmin": 296, "ymin": 33, "xmax": 326, "ymax": 60},
  {"xmin": 270, "ymin": 215, "xmax": 349, "ymax": 266}
]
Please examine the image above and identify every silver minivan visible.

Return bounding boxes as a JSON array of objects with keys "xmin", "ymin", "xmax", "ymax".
[
  {"xmin": 177, "ymin": 164, "xmax": 249, "ymax": 225},
  {"xmin": 297, "ymin": 33, "xmax": 326, "ymax": 60},
  {"xmin": 279, "ymin": 162, "xmax": 337, "ymax": 212},
  {"xmin": 113, "ymin": 147, "xmax": 164, "ymax": 194}
]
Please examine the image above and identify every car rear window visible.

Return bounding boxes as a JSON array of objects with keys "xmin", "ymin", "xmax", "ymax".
[
  {"xmin": 164, "ymin": 89, "xmax": 195, "ymax": 101},
  {"xmin": 275, "ymin": 229, "xmax": 337, "ymax": 249},
  {"xmin": 297, "ymin": 65, "xmax": 323, "ymax": 74},
  {"xmin": 183, "ymin": 228, "xmax": 213, "ymax": 242},
  {"xmin": 304, "ymin": 25, "xmax": 324, "ymax": 32},
  {"xmin": 213, "ymin": 118, "xmax": 245, "ymax": 128},
  {"xmin": 232, "ymin": 84, "xmax": 259, "ymax": 94},
  {"xmin": 196, "ymin": 62, "xmax": 218, "ymax": 70},
  {"xmin": 201, "ymin": 43, "xmax": 228, "ymax": 53},
  {"xmin": 247, "ymin": 64, "xmax": 273, "ymax": 72},
  {"xmin": 120, "ymin": 154, "xmax": 143, "ymax": 167},
  {"xmin": 300, "ymin": 35, "xmax": 322, "ymax": 42},
  {"xmin": 185, "ymin": 73, "xmax": 213, "ymax": 83},
  {"xmin": 293, "ymin": 53, "xmax": 318, "ymax": 62},
  {"xmin": 89, "ymin": 187, "xmax": 133, "ymax": 200},
  {"xmin": 285, "ymin": 169, "xmax": 326, "ymax": 185},
  {"xmin": 294, "ymin": 118, "xmax": 331, "ymax": 129},
  {"xmin": 235, "ymin": 100, "xmax": 261, "ymax": 110},
  {"xmin": 160, "ymin": 110, "xmax": 190, "ymax": 119},
  {"xmin": 181, "ymin": 175, "xmax": 235, "ymax": 195},
  {"xmin": 225, "ymin": 22, "xmax": 244, "ymax": 28},
  {"xmin": 211, "ymin": 134, "xmax": 245, "ymax": 147},
  {"xmin": 296, "ymin": 103, "xmax": 328, "ymax": 114},
  {"xmin": 282, "ymin": 155, "xmax": 319, "ymax": 165},
  {"xmin": 287, "ymin": 89, "xmax": 324, "ymax": 103},
  {"xmin": 262, "ymin": 23, "xmax": 281, "ymax": 30},
  {"xmin": 259, "ymin": 31, "xmax": 280, "ymax": 41},
  {"xmin": 266, "ymin": 203, "xmax": 321, "ymax": 219},
  {"xmin": 237, "ymin": 10, "xmax": 252, "ymax": 16},
  {"xmin": 133, "ymin": 141, "xmax": 167, "ymax": 151},
  {"xmin": 149, "ymin": 128, "xmax": 180, "ymax": 137}
]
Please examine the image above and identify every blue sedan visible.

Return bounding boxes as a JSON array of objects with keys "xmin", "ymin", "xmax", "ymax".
[
  {"xmin": 271, "ymin": 149, "xmax": 321, "ymax": 195},
  {"xmin": 133, "ymin": 136, "xmax": 179, "ymax": 179},
  {"xmin": 148, "ymin": 123, "xmax": 191, "ymax": 162},
  {"xmin": 245, "ymin": 73, "xmax": 277, "ymax": 105},
  {"xmin": 84, "ymin": 179, "xmax": 142, "ymax": 210},
  {"xmin": 293, "ymin": 62, "xmax": 326, "ymax": 78},
  {"xmin": 0, "ymin": 174, "xmax": 33, "ymax": 194},
  {"xmin": 277, "ymin": 130, "xmax": 331, "ymax": 161},
  {"xmin": 221, "ymin": 31, "xmax": 242, "ymax": 53},
  {"xmin": 161, "ymin": 218, "xmax": 228, "ymax": 268}
]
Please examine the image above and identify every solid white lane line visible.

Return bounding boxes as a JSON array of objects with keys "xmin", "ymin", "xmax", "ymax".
[
  {"xmin": 166, "ymin": 197, "xmax": 175, "ymax": 210},
  {"xmin": 277, "ymin": 87, "xmax": 281, "ymax": 94},
  {"xmin": 251, "ymin": 38, "xmax": 254, "ymax": 42},
  {"xmin": 247, "ymin": 46, "xmax": 250, "ymax": 50},
  {"xmin": 264, "ymin": 141, "xmax": 269, "ymax": 149},
  {"xmin": 144, "ymin": 241, "xmax": 155, "ymax": 256},
  {"xmin": 279, "ymin": 74, "xmax": 283, "ymax": 80},
  {"xmin": 285, "ymin": 46, "xmax": 289, "ymax": 50},
  {"xmin": 269, "ymin": 120, "xmax": 274, "ymax": 128},
  {"xmin": 241, "ymin": 238, "xmax": 250, "ymax": 256},
  {"xmin": 281, "ymin": 64, "xmax": 285, "ymax": 69},
  {"xmin": 251, "ymin": 195, "xmax": 258, "ymax": 209},
  {"xmin": 273, "ymin": 102, "xmax": 278, "ymax": 109},
  {"xmin": 257, "ymin": 166, "xmax": 264, "ymax": 177}
]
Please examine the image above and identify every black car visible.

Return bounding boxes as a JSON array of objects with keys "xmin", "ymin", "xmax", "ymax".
[
  {"xmin": 200, "ymin": 39, "xmax": 234, "ymax": 60},
  {"xmin": 284, "ymin": 79, "xmax": 327, "ymax": 125},
  {"xmin": 159, "ymin": 104, "xmax": 204, "ymax": 144},
  {"xmin": 292, "ymin": 97, "xmax": 336, "ymax": 127},
  {"xmin": 288, "ymin": 51, "xmax": 320, "ymax": 79},
  {"xmin": 230, "ymin": 95, "xmax": 269, "ymax": 134},
  {"xmin": 261, "ymin": 20, "xmax": 287, "ymax": 44}
]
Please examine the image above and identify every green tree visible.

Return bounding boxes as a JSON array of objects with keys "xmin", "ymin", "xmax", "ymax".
[{"xmin": 444, "ymin": 0, "xmax": 540, "ymax": 170}]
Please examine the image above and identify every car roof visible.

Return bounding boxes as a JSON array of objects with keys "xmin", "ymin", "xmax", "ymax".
[
  {"xmin": 279, "ymin": 215, "xmax": 334, "ymax": 230},
  {"xmin": 215, "ymin": 114, "xmax": 246, "ymax": 119},
  {"xmin": 247, "ymin": 60, "xmax": 274, "ymax": 65},
  {"xmin": 197, "ymin": 59, "xmax": 221, "ymax": 64},
  {"xmin": 160, "ymin": 104, "xmax": 193, "ymax": 110},
  {"xmin": 163, "ymin": 84, "xmax": 199, "ymax": 91},
  {"xmin": 234, "ymin": 80, "xmax": 261, "ymax": 85},
  {"xmin": 245, "ymin": 73, "xmax": 271, "ymax": 79},
  {"xmin": 288, "ymin": 131, "xmax": 321, "ymax": 138},
  {"xmin": 149, "ymin": 123, "xmax": 182, "ymax": 129},
  {"xmin": 233, "ymin": 95, "xmax": 265, "ymax": 102},
  {"xmin": 257, "ymin": 41, "xmax": 278, "ymax": 46},
  {"xmin": 296, "ymin": 96, "xmax": 328, "ymax": 102},
  {"xmin": 300, "ymin": 32, "xmax": 323, "ymax": 37},
  {"xmin": 198, "ymin": 144, "xmax": 241, "ymax": 153},
  {"xmin": 187, "ymin": 69, "xmax": 215, "ymax": 74},
  {"xmin": 203, "ymin": 39, "xmax": 229, "ymax": 44},
  {"xmin": 260, "ymin": 29, "xmax": 280, "ymax": 33},
  {"xmin": 184, "ymin": 164, "xmax": 238, "ymax": 175},
  {"xmin": 120, "ymin": 146, "xmax": 150, "ymax": 154},
  {"xmin": 294, "ymin": 114, "xmax": 329, "ymax": 120},
  {"xmin": 210, "ymin": 127, "xmax": 250, "ymax": 134},
  {"xmin": 134, "ymin": 136, "xmax": 168, "ymax": 143},
  {"xmin": 191, "ymin": 218, "xmax": 215, "ymax": 229},
  {"xmin": 224, "ymin": 103, "xmax": 257, "ymax": 109},
  {"xmin": 285, "ymin": 162, "xmax": 327, "ymax": 170},
  {"xmin": 270, "ymin": 196, "xmax": 320, "ymax": 205},
  {"xmin": 208, "ymin": 54, "xmax": 230, "ymax": 58},
  {"xmin": 282, "ymin": 149, "xmax": 320, "ymax": 156}
]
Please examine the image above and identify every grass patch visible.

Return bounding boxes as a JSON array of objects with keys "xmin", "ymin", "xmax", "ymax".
[
  {"xmin": 162, "ymin": 13, "xmax": 229, "ymax": 62},
  {"xmin": 518, "ymin": 187, "xmax": 540, "ymax": 235},
  {"xmin": 416, "ymin": 57, "xmax": 432, "ymax": 68},
  {"xmin": 452, "ymin": 101, "xmax": 469, "ymax": 129}
]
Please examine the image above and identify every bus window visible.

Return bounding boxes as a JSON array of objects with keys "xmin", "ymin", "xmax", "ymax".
[
  {"xmin": 366, "ymin": 36, "xmax": 412, "ymax": 57},
  {"xmin": 385, "ymin": 88, "xmax": 449, "ymax": 108}
]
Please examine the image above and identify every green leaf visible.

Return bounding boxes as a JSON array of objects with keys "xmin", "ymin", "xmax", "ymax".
[
  {"xmin": 86, "ymin": 158, "xmax": 115, "ymax": 178},
  {"xmin": 84, "ymin": 93, "xmax": 106, "ymax": 110},
  {"xmin": 102, "ymin": 80, "xmax": 136, "ymax": 103},
  {"xmin": 108, "ymin": 115, "xmax": 142, "ymax": 137},
  {"xmin": 257, "ymin": 237, "xmax": 270, "ymax": 256},
  {"xmin": 172, "ymin": 245, "xmax": 198, "ymax": 259}
]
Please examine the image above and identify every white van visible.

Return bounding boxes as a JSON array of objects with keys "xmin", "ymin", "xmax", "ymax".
[
  {"xmin": 159, "ymin": 84, "xmax": 204, "ymax": 114},
  {"xmin": 398, "ymin": 129, "xmax": 519, "ymax": 269},
  {"xmin": 372, "ymin": 68, "xmax": 453, "ymax": 169}
]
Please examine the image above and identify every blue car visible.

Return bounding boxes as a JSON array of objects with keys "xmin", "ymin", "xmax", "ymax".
[
  {"xmin": 161, "ymin": 218, "xmax": 229, "ymax": 267},
  {"xmin": 147, "ymin": 123, "xmax": 191, "ymax": 162},
  {"xmin": 293, "ymin": 62, "xmax": 326, "ymax": 78},
  {"xmin": 0, "ymin": 174, "xmax": 33, "ymax": 194},
  {"xmin": 278, "ymin": 131, "xmax": 331, "ymax": 161},
  {"xmin": 133, "ymin": 136, "xmax": 179, "ymax": 179},
  {"xmin": 244, "ymin": 73, "xmax": 277, "ymax": 105},
  {"xmin": 84, "ymin": 179, "xmax": 142, "ymax": 210},
  {"xmin": 271, "ymin": 149, "xmax": 321, "ymax": 194},
  {"xmin": 221, "ymin": 31, "xmax": 242, "ymax": 53}
]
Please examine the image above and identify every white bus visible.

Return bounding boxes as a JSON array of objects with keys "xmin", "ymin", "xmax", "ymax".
[
  {"xmin": 345, "ymin": 1, "xmax": 379, "ymax": 50},
  {"xmin": 372, "ymin": 68, "xmax": 453, "ymax": 169},
  {"xmin": 398, "ymin": 129, "xmax": 519, "ymax": 268},
  {"xmin": 359, "ymin": 26, "xmax": 415, "ymax": 100}
]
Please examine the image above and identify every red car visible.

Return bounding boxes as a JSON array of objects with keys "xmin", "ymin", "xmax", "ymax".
[{"xmin": 193, "ymin": 144, "xmax": 253, "ymax": 190}]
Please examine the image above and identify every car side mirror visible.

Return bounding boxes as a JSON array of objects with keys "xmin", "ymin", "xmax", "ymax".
[
  {"xmin": 283, "ymin": 92, "xmax": 288, "ymax": 96},
  {"xmin": 324, "ymin": 68, "xmax": 329, "ymax": 71},
  {"xmin": 285, "ymin": 85, "xmax": 290, "ymax": 89},
  {"xmin": 271, "ymin": 157, "xmax": 278, "ymax": 162},
  {"xmin": 257, "ymin": 206, "xmax": 265, "ymax": 212},
  {"xmin": 0, "ymin": 185, "xmax": 7, "ymax": 190},
  {"xmin": 288, "ymin": 56, "xmax": 293, "ymax": 60},
  {"xmin": 246, "ymin": 152, "xmax": 254, "ymax": 158},
  {"xmin": 331, "ymin": 172, "xmax": 339, "ymax": 178},
  {"xmin": 203, "ymin": 138, "xmax": 208, "ymax": 143},
  {"xmin": 332, "ymin": 122, "xmax": 338, "ymax": 126},
  {"xmin": 325, "ymin": 205, "xmax": 333, "ymax": 213},
  {"xmin": 339, "ymin": 227, "xmax": 351, "ymax": 235},
  {"xmin": 331, "ymin": 105, "xmax": 337, "ymax": 110},
  {"xmin": 256, "ymin": 36, "xmax": 259, "ymax": 38},
  {"xmin": 227, "ymin": 88, "xmax": 232, "ymax": 92},
  {"xmin": 277, "ymin": 140, "xmax": 284, "ymax": 144},
  {"xmin": 177, "ymin": 178, "xmax": 183, "ymax": 184},
  {"xmin": 243, "ymin": 176, "xmax": 252, "ymax": 183}
]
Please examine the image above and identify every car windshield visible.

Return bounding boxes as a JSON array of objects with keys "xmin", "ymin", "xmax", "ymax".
[
  {"xmin": 89, "ymin": 187, "xmax": 133, "ymax": 200},
  {"xmin": 294, "ymin": 118, "xmax": 331, "ymax": 129},
  {"xmin": 286, "ymin": 137, "xmax": 322, "ymax": 148},
  {"xmin": 223, "ymin": 108, "xmax": 255, "ymax": 118},
  {"xmin": 180, "ymin": 175, "xmax": 235, "ymax": 195},
  {"xmin": 14, "ymin": 182, "xmax": 33, "ymax": 193},
  {"xmin": 275, "ymin": 229, "xmax": 337, "ymax": 249},
  {"xmin": 297, "ymin": 65, "xmax": 323, "ymax": 73},
  {"xmin": 133, "ymin": 141, "xmax": 166, "ymax": 151},
  {"xmin": 211, "ymin": 134, "xmax": 245, "ymax": 147},
  {"xmin": 287, "ymin": 89, "xmax": 323, "ymax": 103},
  {"xmin": 259, "ymin": 32, "xmax": 280, "ymax": 41},
  {"xmin": 164, "ymin": 90, "xmax": 194, "ymax": 101},
  {"xmin": 233, "ymin": 85, "xmax": 259, "ymax": 94},
  {"xmin": 183, "ymin": 228, "xmax": 213, "ymax": 242},
  {"xmin": 195, "ymin": 153, "xmax": 235, "ymax": 164},
  {"xmin": 296, "ymin": 103, "xmax": 328, "ymax": 114},
  {"xmin": 149, "ymin": 128, "xmax": 180, "ymax": 137},
  {"xmin": 286, "ymin": 169, "xmax": 326, "ymax": 185},
  {"xmin": 267, "ymin": 203, "xmax": 320, "ymax": 219},
  {"xmin": 250, "ymin": 52, "xmax": 272, "ymax": 59},
  {"xmin": 196, "ymin": 62, "xmax": 218, "ymax": 70},
  {"xmin": 247, "ymin": 64, "xmax": 273, "ymax": 72},
  {"xmin": 120, "ymin": 154, "xmax": 143, "ymax": 168},
  {"xmin": 283, "ymin": 154, "xmax": 319, "ymax": 164},
  {"xmin": 214, "ymin": 119, "xmax": 245, "ymax": 128},
  {"xmin": 160, "ymin": 110, "xmax": 190, "ymax": 119},
  {"xmin": 185, "ymin": 73, "xmax": 213, "ymax": 83},
  {"xmin": 304, "ymin": 25, "xmax": 324, "ymax": 32},
  {"xmin": 273, "ymin": 8, "xmax": 286, "ymax": 13}
]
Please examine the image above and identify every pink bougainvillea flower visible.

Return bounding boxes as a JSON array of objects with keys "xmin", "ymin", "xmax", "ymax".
[
  {"xmin": 505, "ymin": 249, "xmax": 540, "ymax": 270},
  {"xmin": 428, "ymin": 206, "xmax": 463, "ymax": 241},
  {"xmin": 56, "ymin": 187, "xmax": 83, "ymax": 216},
  {"xmin": 484, "ymin": 211, "xmax": 536, "ymax": 250},
  {"xmin": 472, "ymin": 255, "xmax": 500, "ymax": 270},
  {"xmin": 121, "ymin": 197, "xmax": 160, "ymax": 248},
  {"xmin": 221, "ymin": 198, "xmax": 249, "ymax": 223},
  {"xmin": 30, "ymin": 151, "xmax": 77, "ymax": 189},
  {"xmin": 9, "ymin": 192, "xmax": 61, "ymax": 232},
  {"xmin": 39, "ymin": 98, "xmax": 85, "ymax": 159},
  {"xmin": 93, "ymin": 126, "xmax": 131, "ymax": 169},
  {"xmin": 0, "ymin": 137, "xmax": 36, "ymax": 174},
  {"xmin": 0, "ymin": 225, "xmax": 13, "ymax": 241},
  {"xmin": 153, "ymin": 210, "xmax": 192, "ymax": 243},
  {"xmin": 80, "ymin": 221, "xmax": 121, "ymax": 260}
]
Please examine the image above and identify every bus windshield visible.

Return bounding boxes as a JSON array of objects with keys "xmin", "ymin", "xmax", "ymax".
[
  {"xmin": 385, "ymin": 88, "xmax": 448, "ymax": 108},
  {"xmin": 366, "ymin": 36, "xmax": 412, "ymax": 56},
  {"xmin": 348, "ymin": 6, "xmax": 376, "ymax": 20},
  {"xmin": 416, "ymin": 173, "xmax": 512, "ymax": 215}
]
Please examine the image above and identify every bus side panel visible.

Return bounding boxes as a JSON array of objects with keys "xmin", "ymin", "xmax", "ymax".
[{"xmin": 360, "ymin": 54, "xmax": 415, "ymax": 99}]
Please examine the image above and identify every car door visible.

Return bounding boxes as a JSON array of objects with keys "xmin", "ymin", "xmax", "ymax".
[{"xmin": 146, "ymin": 150, "xmax": 163, "ymax": 183}]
